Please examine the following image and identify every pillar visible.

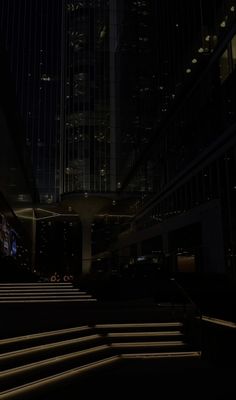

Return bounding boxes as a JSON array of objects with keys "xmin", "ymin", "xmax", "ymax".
[{"xmin": 81, "ymin": 218, "xmax": 92, "ymax": 275}]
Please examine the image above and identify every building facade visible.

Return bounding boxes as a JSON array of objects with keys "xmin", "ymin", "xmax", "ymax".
[
  {"xmin": 0, "ymin": 0, "xmax": 63, "ymax": 203},
  {"xmin": 0, "ymin": 0, "xmax": 118, "ymax": 201},
  {"xmin": 107, "ymin": 0, "xmax": 236, "ymax": 279},
  {"xmin": 60, "ymin": 0, "xmax": 117, "ymax": 194}
]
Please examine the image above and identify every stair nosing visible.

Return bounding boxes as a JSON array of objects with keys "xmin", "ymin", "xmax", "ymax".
[
  {"xmin": 0, "ymin": 334, "xmax": 102, "ymax": 362},
  {"xmin": 0, "ymin": 344, "xmax": 111, "ymax": 379},
  {"xmin": 0, "ymin": 356, "xmax": 120, "ymax": 399},
  {"xmin": 0, "ymin": 326, "xmax": 93, "ymax": 346}
]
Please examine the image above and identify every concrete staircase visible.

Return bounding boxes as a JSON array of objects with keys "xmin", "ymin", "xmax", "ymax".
[
  {"xmin": 0, "ymin": 283, "xmax": 97, "ymax": 304},
  {"xmin": 0, "ymin": 322, "xmax": 201, "ymax": 399}
]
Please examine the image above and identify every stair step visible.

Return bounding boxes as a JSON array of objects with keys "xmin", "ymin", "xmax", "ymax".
[
  {"xmin": 0, "ymin": 345, "xmax": 112, "ymax": 391},
  {"xmin": 111, "ymin": 340, "xmax": 187, "ymax": 352},
  {"xmin": 0, "ymin": 298, "xmax": 97, "ymax": 303},
  {"xmin": 0, "ymin": 293, "xmax": 89, "ymax": 297},
  {"xmin": 0, "ymin": 295, "xmax": 93, "ymax": 299},
  {"xmin": 106, "ymin": 331, "xmax": 183, "ymax": 342},
  {"xmin": 95, "ymin": 322, "xmax": 183, "ymax": 333},
  {"xmin": 0, "ymin": 290, "xmax": 82, "ymax": 293},
  {"xmin": 0, "ymin": 326, "xmax": 93, "ymax": 353},
  {"xmin": 0, "ymin": 356, "xmax": 121, "ymax": 400},
  {"xmin": 0, "ymin": 334, "xmax": 103, "ymax": 370},
  {"xmin": 0, "ymin": 284, "xmax": 74, "ymax": 287},
  {"xmin": 122, "ymin": 351, "xmax": 201, "ymax": 359}
]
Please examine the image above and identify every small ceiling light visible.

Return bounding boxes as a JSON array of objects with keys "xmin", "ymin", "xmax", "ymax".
[
  {"xmin": 205, "ymin": 35, "xmax": 210, "ymax": 41},
  {"xmin": 192, "ymin": 58, "xmax": 198, "ymax": 64},
  {"xmin": 198, "ymin": 47, "xmax": 204, "ymax": 53},
  {"xmin": 230, "ymin": 6, "xmax": 235, "ymax": 12},
  {"xmin": 220, "ymin": 20, "xmax": 226, "ymax": 27},
  {"xmin": 186, "ymin": 68, "xmax": 191, "ymax": 73}
]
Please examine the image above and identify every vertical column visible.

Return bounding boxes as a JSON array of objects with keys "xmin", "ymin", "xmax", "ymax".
[
  {"xmin": 202, "ymin": 211, "xmax": 225, "ymax": 273},
  {"xmin": 59, "ymin": 0, "xmax": 66, "ymax": 198},
  {"xmin": 162, "ymin": 232, "xmax": 173, "ymax": 274},
  {"xmin": 109, "ymin": 0, "xmax": 117, "ymax": 191},
  {"xmin": 31, "ymin": 208, "xmax": 36, "ymax": 272},
  {"xmin": 81, "ymin": 217, "xmax": 92, "ymax": 275}
]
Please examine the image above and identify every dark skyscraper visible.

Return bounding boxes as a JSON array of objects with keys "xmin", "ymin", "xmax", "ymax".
[
  {"xmin": 61, "ymin": 0, "xmax": 117, "ymax": 193},
  {"xmin": 0, "ymin": 0, "xmax": 118, "ymax": 202},
  {"xmin": 0, "ymin": 0, "xmax": 235, "ymax": 279},
  {"xmin": 0, "ymin": 0, "xmax": 62, "ymax": 203}
]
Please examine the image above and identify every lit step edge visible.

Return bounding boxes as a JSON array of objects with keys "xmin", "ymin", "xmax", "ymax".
[
  {"xmin": 0, "ymin": 299, "xmax": 97, "ymax": 303},
  {"xmin": 201, "ymin": 316, "xmax": 236, "ymax": 329},
  {"xmin": 107, "ymin": 331, "xmax": 183, "ymax": 338},
  {"xmin": 0, "ymin": 335, "xmax": 102, "ymax": 361},
  {"xmin": 0, "ymin": 286, "xmax": 75, "ymax": 289},
  {"xmin": 0, "ymin": 283, "xmax": 74, "ymax": 286},
  {"xmin": 0, "ymin": 345, "xmax": 110, "ymax": 379},
  {"xmin": 0, "ymin": 325, "xmax": 92, "ymax": 347},
  {"xmin": 95, "ymin": 322, "xmax": 183, "ymax": 329},
  {"xmin": 0, "ymin": 289, "xmax": 84, "ymax": 292},
  {"xmin": 0, "ymin": 286, "xmax": 74, "ymax": 289},
  {"xmin": 0, "ymin": 293, "xmax": 92, "ymax": 300},
  {"xmin": 0, "ymin": 356, "xmax": 120, "ymax": 400},
  {"xmin": 111, "ymin": 341, "xmax": 185, "ymax": 348},
  {"xmin": 121, "ymin": 351, "xmax": 201, "ymax": 359}
]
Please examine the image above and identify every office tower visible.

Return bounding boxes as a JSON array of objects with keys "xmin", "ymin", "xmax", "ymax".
[
  {"xmin": 61, "ymin": 0, "xmax": 117, "ymax": 194},
  {"xmin": 0, "ymin": 0, "xmax": 63, "ymax": 203},
  {"xmin": 0, "ymin": 0, "xmax": 118, "ymax": 201},
  {"xmin": 114, "ymin": 0, "xmax": 236, "ymax": 278}
]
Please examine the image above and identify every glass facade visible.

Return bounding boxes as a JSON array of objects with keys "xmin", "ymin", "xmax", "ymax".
[
  {"xmin": 0, "ymin": 0, "xmax": 118, "ymax": 200},
  {"xmin": 0, "ymin": 0, "xmax": 63, "ymax": 203},
  {"xmin": 114, "ymin": 0, "xmax": 236, "ymax": 277},
  {"xmin": 61, "ymin": 0, "xmax": 117, "ymax": 193}
]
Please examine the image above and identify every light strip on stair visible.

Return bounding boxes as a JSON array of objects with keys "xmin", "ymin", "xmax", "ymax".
[
  {"xmin": 0, "ymin": 356, "xmax": 120, "ymax": 400},
  {"xmin": 0, "ymin": 295, "xmax": 93, "ymax": 299},
  {"xmin": 95, "ymin": 322, "xmax": 183, "ymax": 329},
  {"xmin": 0, "ymin": 292, "xmax": 88, "ymax": 295},
  {"xmin": 0, "ymin": 284, "xmax": 73, "ymax": 286},
  {"xmin": 0, "ymin": 299, "xmax": 97, "ymax": 303},
  {"xmin": 0, "ymin": 335, "xmax": 102, "ymax": 362},
  {"xmin": 107, "ymin": 331, "xmax": 183, "ymax": 338},
  {"xmin": 0, "ymin": 289, "xmax": 80, "ymax": 293},
  {"xmin": 0, "ymin": 326, "xmax": 92, "ymax": 346},
  {"xmin": 201, "ymin": 316, "xmax": 236, "ymax": 329},
  {"xmin": 111, "ymin": 341, "xmax": 185, "ymax": 348},
  {"xmin": 121, "ymin": 351, "xmax": 201, "ymax": 359},
  {"xmin": 0, "ymin": 345, "xmax": 110, "ymax": 379},
  {"xmin": 0, "ymin": 282, "xmax": 73, "ymax": 284}
]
